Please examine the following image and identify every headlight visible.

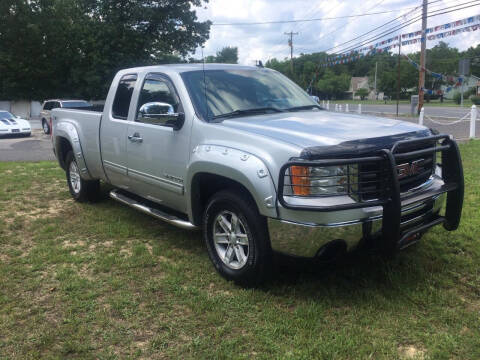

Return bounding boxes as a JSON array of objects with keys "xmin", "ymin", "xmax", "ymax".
[{"xmin": 289, "ymin": 165, "xmax": 357, "ymax": 196}]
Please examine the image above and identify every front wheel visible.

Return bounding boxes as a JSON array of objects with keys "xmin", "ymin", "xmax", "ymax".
[
  {"xmin": 203, "ymin": 189, "xmax": 272, "ymax": 286},
  {"xmin": 65, "ymin": 151, "xmax": 99, "ymax": 202}
]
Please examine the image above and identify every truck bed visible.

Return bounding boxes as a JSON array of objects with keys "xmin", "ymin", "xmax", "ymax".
[{"xmin": 52, "ymin": 108, "xmax": 104, "ymax": 179}]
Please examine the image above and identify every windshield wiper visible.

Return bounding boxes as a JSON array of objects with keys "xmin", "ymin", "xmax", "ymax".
[
  {"xmin": 285, "ymin": 104, "xmax": 323, "ymax": 112},
  {"xmin": 211, "ymin": 107, "xmax": 284, "ymax": 120}
]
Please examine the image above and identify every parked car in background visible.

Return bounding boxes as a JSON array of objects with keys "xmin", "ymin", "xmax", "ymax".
[
  {"xmin": 0, "ymin": 110, "xmax": 31, "ymax": 137},
  {"xmin": 41, "ymin": 99, "xmax": 92, "ymax": 134}
]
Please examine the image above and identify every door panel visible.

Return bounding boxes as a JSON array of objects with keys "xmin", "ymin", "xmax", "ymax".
[
  {"xmin": 126, "ymin": 73, "xmax": 190, "ymax": 212},
  {"xmin": 100, "ymin": 74, "xmax": 137, "ymax": 188}
]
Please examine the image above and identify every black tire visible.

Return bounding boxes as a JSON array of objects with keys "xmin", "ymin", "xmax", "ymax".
[
  {"xmin": 42, "ymin": 119, "xmax": 50, "ymax": 134},
  {"xmin": 65, "ymin": 151, "xmax": 100, "ymax": 202},
  {"xmin": 203, "ymin": 189, "xmax": 272, "ymax": 286}
]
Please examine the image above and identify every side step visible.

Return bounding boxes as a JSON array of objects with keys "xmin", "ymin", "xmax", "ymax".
[{"xmin": 109, "ymin": 189, "xmax": 198, "ymax": 230}]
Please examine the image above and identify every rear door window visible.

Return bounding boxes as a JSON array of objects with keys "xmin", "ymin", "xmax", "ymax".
[
  {"xmin": 43, "ymin": 102, "xmax": 53, "ymax": 111},
  {"xmin": 112, "ymin": 74, "xmax": 138, "ymax": 120}
]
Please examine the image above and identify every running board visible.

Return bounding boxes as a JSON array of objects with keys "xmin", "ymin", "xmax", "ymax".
[{"xmin": 109, "ymin": 189, "xmax": 198, "ymax": 230}]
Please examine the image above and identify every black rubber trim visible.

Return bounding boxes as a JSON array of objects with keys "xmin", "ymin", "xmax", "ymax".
[{"xmin": 398, "ymin": 216, "xmax": 446, "ymax": 249}]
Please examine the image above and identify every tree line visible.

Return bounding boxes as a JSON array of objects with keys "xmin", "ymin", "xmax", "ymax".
[
  {"xmin": 0, "ymin": 0, "xmax": 212, "ymax": 100},
  {"xmin": 266, "ymin": 42, "xmax": 480, "ymax": 100}
]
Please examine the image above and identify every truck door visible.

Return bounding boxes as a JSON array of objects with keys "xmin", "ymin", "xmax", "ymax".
[
  {"xmin": 100, "ymin": 74, "xmax": 137, "ymax": 189},
  {"xmin": 126, "ymin": 73, "xmax": 190, "ymax": 213}
]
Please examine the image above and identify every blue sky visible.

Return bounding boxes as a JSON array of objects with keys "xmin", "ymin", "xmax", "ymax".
[{"xmin": 192, "ymin": 0, "xmax": 480, "ymax": 64}]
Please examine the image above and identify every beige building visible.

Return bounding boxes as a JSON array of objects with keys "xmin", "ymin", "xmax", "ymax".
[{"xmin": 347, "ymin": 76, "xmax": 384, "ymax": 100}]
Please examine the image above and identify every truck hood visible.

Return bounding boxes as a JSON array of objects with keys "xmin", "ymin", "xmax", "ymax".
[{"xmin": 219, "ymin": 110, "xmax": 429, "ymax": 149}]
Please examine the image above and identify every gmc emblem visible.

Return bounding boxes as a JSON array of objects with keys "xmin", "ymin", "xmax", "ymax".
[{"xmin": 396, "ymin": 159, "xmax": 424, "ymax": 179}]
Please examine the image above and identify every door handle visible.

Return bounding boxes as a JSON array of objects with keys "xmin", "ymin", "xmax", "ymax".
[{"xmin": 128, "ymin": 132, "xmax": 143, "ymax": 143}]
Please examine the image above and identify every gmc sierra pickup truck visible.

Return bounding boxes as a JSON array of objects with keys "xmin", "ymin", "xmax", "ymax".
[{"xmin": 51, "ymin": 64, "xmax": 464, "ymax": 285}]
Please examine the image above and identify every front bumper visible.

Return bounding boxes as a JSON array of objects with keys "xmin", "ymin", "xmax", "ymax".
[
  {"xmin": 0, "ymin": 128, "xmax": 31, "ymax": 136},
  {"xmin": 269, "ymin": 135, "xmax": 464, "ymax": 257}
]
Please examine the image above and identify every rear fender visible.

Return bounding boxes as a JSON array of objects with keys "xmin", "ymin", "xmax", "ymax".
[{"xmin": 55, "ymin": 121, "xmax": 93, "ymax": 180}]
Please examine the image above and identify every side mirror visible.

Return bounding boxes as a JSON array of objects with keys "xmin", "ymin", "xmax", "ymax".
[
  {"xmin": 310, "ymin": 95, "xmax": 320, "ymax": 103},
  {"xmin": 137, "ymin": 102, "xmax": 185, "ymax": 130}
]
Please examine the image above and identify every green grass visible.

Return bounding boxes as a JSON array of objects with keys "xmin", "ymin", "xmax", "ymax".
[{"xmin": 1, "ymin": 142, "xmax": 480, "ymax": 359}]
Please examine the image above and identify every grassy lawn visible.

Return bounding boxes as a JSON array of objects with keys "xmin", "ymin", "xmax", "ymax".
[{"xmin": 1, "ymin": 141, "xmax": 480, "ymax": 359}]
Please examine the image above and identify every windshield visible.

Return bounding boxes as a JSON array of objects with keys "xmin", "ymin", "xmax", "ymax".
[
  {"xmin": 181, "ymin": 69, "xmax": 319, "ymax": 121},
  {"xmin": 0, "ymin": 111, "xmax": 15, "ymax": 119},
  {"xmin": 62, "ymin": 101, "xmax": 92, "ymax": 108}
]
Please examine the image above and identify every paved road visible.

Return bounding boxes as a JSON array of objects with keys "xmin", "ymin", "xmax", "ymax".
[
  {"xmin": 0, "ymin": 129, "xmax": 55, "ymax": 162},
  {"xmin": 357, "ymin": 104, "xmax": 473, "ymax": 118}
]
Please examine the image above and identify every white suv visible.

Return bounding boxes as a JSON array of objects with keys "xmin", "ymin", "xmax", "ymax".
[{"xmin": 40, "ymin": 100, "xmax": 91, "ymax": 134}]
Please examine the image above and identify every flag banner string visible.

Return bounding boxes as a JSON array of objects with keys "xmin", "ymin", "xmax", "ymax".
[
  {"xmin": 402, "ymin": 23, "xmax": 480, "ymax": 46},
  {"xmin": 325, "ymin": 14, "xmax": 480, "ymax": 63},
  {"xmin": 404, "ymin": 55, "xmax": 469, "ymax": 93}
]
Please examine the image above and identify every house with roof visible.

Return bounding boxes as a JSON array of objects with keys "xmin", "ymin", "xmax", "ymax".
[{"xmin": 347, "ymin": 76, "xmax": 384, "ymax": 100}]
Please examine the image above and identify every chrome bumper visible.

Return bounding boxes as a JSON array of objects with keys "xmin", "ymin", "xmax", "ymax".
[{"xmin": 268, "ymin": 192, "xmax": 445, "ymax": 258}]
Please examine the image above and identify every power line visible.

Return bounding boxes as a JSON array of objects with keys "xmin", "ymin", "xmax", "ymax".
[
  {"xmin": 324, "ymin": 1, "xmax": 480, "ymax": 56},
  {"xmin": 210, "ymin": 3, "xmax": 433, "ymax": 26}
]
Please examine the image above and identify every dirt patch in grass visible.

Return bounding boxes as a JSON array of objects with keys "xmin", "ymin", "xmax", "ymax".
[{"xmin": 398, "ymin": 345, "xmax": 426, "ymax": 359}]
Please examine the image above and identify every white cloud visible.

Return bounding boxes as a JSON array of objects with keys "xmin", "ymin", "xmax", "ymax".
[{"xmin": 192, "ymin": 0, "xmax": 480, "ymax": 65}]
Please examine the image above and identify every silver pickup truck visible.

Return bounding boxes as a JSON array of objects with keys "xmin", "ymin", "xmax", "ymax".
[{"xmin": 52, "ymin": 64, "xmax": 464, "ymax": 285}]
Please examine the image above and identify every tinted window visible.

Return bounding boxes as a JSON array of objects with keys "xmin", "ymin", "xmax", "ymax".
[
  {"xmin": 0, "ymin": 111, "xmax": 15, "ymax": 119},
  {"xmin": 181, "ymin": 69, "xmax": 317, "ymax": 121},
  {"xmin": 53, "ymin": 102, "xmax": 61, "ymax": 109},
  {"xmin": 112, "ymin": 74, "xmax": 137, "ymax": 119},
  {"xmin": 43, "ymin": 102, "xmax": 53, "ymax": 110},
  {"xmin": 62, "ymin": 101, "xmax": 92, "ymax": 108}
]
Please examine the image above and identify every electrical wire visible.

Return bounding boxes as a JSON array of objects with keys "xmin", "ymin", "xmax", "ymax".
[
  {"xmin": 210, "ymin": 0, "xmax": 444, "ymax": 26},
  {"xmin": 325, "ymin": 1, "xmax": 480, "ymax": 56}
]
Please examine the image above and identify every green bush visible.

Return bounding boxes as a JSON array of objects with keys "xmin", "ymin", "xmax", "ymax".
[{"xmin": 471, "ymin": 95, "xmax": 480, "ymax": 105}]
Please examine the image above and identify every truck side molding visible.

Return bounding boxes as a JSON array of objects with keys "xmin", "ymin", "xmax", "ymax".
[{"xmin": 186, "ymin": 144, "xmax": 278, "ymax": 224}]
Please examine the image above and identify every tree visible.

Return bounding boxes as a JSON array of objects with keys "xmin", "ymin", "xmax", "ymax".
[
  {"xmin": 0, "ymin": 0, "xmax": 211, "ymax": 100},
  {"xmin": 214, "ymin": 46, "xmax": 238, "ymax": 64},
  {"xmin": 356, "ymin": 88, "xmax": 369, "ymax": 100}
]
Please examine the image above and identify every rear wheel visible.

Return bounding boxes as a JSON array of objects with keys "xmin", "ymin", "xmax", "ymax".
[
  {"xmin": 203, "ymin": 189, "xmax": 272, "ymax": 286},
  {"xmin": 65, "ymin": 151, "xmax": 99, "ymax": 202},
  {"xmin": 42, "ymin": 119, "xmax": 50, "ymax": 134}
]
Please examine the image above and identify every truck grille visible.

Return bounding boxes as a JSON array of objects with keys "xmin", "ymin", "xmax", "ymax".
[{"xmin": 359, "ymin": 142, "xmax": 435, "ymax": 201}]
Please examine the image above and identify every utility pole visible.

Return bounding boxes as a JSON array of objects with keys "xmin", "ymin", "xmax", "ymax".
[
  {"xmin": 285, "ymin": 31, "xmax": 298, "ymax": 74},
  {"xmin": 374, "ymin": 61, "xmax": 378, "ymax": 100},
  {"xmin": 417, "ymin": 0, "xmax": 428, "ymax": 114},
  {"xmin": 397, "ymin": 35, "xmax": 402, "ymax": 117}
]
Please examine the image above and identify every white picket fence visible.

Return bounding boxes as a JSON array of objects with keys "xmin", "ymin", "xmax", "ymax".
[{"xmin": 322, "ymin": 100, "xmax": 478, "ymax": 140}]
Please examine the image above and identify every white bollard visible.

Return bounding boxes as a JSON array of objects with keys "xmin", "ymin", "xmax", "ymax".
[
  {"xmin": 419, "ymin": 107, "xmax": 424, "ymax": 126},
  {"xmin": 326, "ymin": 100, "xmax": 330, "ymax": 110},
  {"xmin": 346, "ymin": 104, "xmax": 349, "ymax": 113},
  {"xmin": 322, "ymin": 100, "xmax": 325, "ymax": 108},
  {"xmin": 339, "ymin": 105, "xmax": 343, "ymax": 112},
  {"xmin": 471, "ymin": 105, "xmax": 477, "ymax": 139},
  {"xmin": 335, "ymin": 104, "xmax": 338, "ymax": 111},
  {"xmin": 357, "ymin": 104, "xmax": 362, "ymax": 114}
]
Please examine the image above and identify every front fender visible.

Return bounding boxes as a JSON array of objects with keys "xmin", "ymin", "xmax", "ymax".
[
  {"xmin": 186, "ymin": 144, "xmax": 278, "ymax": 220},
  {"xmin": 54, "ymin": 122, "xmax": 93, "ymax": 180}
]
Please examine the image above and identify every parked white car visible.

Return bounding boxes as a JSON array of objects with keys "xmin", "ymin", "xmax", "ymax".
[
  {"xmin": 41, "ymin": 99, "xmax": 92, "ymax": 134},
  {"xmin": 0, "ymin": 110, "xmax": 31, "ymax": 137}
]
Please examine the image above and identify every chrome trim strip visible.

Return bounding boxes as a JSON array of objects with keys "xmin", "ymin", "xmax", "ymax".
[
  {"xmin": 103, "ymin": 160, "xmax": 127, "ymax": 174},
  {"xmin": 109, "ymin": 189, "xmax": 197, "ymax": 230},
  {"xmin": 127, "ymin": 168, "xmax": 184, "ymax": 194}
]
